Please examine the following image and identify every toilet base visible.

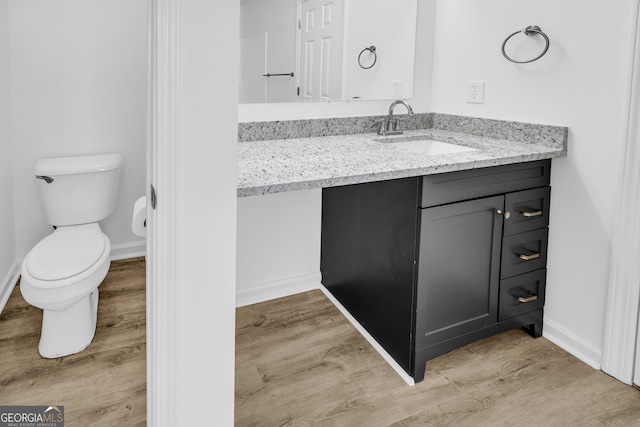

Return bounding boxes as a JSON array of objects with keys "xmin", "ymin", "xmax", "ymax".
[{"xmin": 38, "ymin": 290, "xmax": 99, "ymax": 358}]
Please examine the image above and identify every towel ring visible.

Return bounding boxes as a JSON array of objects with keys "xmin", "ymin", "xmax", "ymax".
[
  {"xmin": 358, "ymin": 46, "xmax": 377, "ymax": 69},
  {"xmin": 502, "ymin": 25, "xmax": 550, "ymax": 64}
]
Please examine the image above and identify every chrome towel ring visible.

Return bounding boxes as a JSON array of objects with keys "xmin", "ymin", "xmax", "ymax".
[
  {"xmin": 502, "ymin": 25, "xmax": 550, "ymax": 64},
  {"xmin": 358, "ymin": 46, "xmax": 377, "ymax": 69}
]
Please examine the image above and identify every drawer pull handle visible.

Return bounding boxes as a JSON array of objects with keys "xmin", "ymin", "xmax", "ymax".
[
  {"xmin": 517, "ymin": 251, "xmax": 540, "ymax": 261},
  {"xmin": 521, "ymin": 209, "xmax": 543, "ymax": 218},
  {"xmin": 517, "ymin": 293, "xmax": 539, "ymax": 303}
]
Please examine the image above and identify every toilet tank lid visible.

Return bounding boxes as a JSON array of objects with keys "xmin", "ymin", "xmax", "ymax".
[{"xmin": 34, "ymin": 154, "xmax": 123, "ymax": 176}]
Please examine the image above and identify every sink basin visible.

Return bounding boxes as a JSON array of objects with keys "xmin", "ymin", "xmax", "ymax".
[{"xmin": 374, "ymin": 136, "xmax": 479, "ymax": 155}]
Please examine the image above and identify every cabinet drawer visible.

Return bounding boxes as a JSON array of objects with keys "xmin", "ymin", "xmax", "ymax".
[
  {"xmin": 501, "ymin": 228, "xmax": 548, "ymax": 279},
  {"xmin": 504, "ymin": 187, "xmax": 551, "ymax": 236},
  {"xmin": 498, "ymin": 269, "xmax": 546, "ymax": 321},
  {"xmin": 421, "ymin": 160, "xmax": 551, "ymax": 208}
]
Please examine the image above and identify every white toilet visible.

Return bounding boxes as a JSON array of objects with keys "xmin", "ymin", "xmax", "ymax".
[{"xmin": 20, "ymin": 153, "xmax": 122, "ymax": 358}]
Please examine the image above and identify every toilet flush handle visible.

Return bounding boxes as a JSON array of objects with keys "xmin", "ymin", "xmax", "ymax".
[{"xmin": 36, "ymin": 175, "xmax": 54, "ymax": 184}]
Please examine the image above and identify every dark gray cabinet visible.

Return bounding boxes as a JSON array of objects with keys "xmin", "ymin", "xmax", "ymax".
[
  {"xmin": 321, "ymin": 159, "xmax": 552, "ymax": 383},
  {"xmin": 416, "ymin": 196, "xmax": 503, "ymax": 349}
]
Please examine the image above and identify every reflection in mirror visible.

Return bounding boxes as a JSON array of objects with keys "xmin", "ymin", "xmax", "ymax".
[{"xmin": 239, "ymin": 0, "xmax": 417, "ymax": 104}]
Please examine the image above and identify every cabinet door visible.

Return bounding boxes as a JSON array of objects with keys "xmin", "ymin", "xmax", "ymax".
[{"xmin": 415, "ymin": 195, "xmax": 504, "ymax": 349}]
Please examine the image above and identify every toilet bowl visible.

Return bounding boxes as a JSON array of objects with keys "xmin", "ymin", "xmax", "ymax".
[
  {"xmin": 21, "ymin": 153, "xmax": 122, "ymax": 358},
  {"xmin": 20, "ymin": 223, "xmax": 111, "ymax": 358}
]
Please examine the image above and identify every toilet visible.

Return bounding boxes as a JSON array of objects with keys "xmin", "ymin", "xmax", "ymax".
[{"xmin": 20, "ymin": 153, "xmax": 122, "ymax": 358}]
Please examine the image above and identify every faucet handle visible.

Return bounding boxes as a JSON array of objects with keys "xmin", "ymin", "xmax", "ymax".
[
  {"xmin": 372, "ymin": 119, "xmax": 388, "ymax": 135},
  {"xmin": 391, "ymin": 117, "xmax": 409, "ymax": 132}
]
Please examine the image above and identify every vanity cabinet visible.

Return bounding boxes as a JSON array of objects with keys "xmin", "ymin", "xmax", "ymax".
[{"xmin": 321, "ymin": 159, "xmax": 551, "ymax": 383}]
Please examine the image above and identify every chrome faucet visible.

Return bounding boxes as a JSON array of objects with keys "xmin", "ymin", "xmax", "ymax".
[{"xmin": 374, "ymin": 100, "xmax": 414, "ymax": 136}]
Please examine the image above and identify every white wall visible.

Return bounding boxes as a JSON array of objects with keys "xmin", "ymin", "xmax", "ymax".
[
  {"xmin": 431, "ymin": 0, "xmax": 636, "ymax": 366},
  {"xmin": 9, "ymin": 0, "xmax": 148, "ymax": 259},
  {"xmin": 236, "ymin": 189, "xmax": 321, "ymax": 306},
  {"xmin": 0, "ymin": 0, "xmax": 16, "ymax": 294}
]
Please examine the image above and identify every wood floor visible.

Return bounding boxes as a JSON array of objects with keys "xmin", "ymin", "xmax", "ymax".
[
  {"xmin": 236, "ymin": 290, "xmax": 640, "ymax": 427},
  {"xmin": 0, "ymin": 257, "xmax": 146, "ymax": 426},
  {"xmin": 5, "ymin": 258, "xmax": 640, "ymax": 426}
]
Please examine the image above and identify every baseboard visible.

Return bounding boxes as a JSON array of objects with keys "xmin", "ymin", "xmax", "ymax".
[
  {"xmin": 236, "ymin": 272, "xmax": 321, "ymax": 307},
  {"xmin": 0, "ymin": 259, "xmax": 22, "ymax": 315},
  {"xmin": 543, "ymin": 317, "xmax": 602, "ymax": 370},
  {"xmin": 110, "ymin": 240, "xmax": 146, "ymax": 261}
]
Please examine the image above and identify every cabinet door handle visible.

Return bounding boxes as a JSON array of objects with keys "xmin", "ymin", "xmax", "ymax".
[
  {"xmin": 517, "ymin": 293, "xmax": 539, "ymax": 303},
  {"xmin": 496, "ymin": 209, "xmax": 511, "ymax": 219},
  {"xmin": 517, "ymin": 251, "xmax": 540, "ymax": 261},
  {"xmin": 520, "ymin": 209, "xmax": 543, "ymax": 217}
]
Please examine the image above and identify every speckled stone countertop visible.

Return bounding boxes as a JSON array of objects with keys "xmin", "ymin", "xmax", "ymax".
[{"xmin": 237, "ymin": 114, "xmax": 568, "ymax": 197}]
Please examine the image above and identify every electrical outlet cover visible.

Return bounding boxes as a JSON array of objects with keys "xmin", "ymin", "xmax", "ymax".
[
  {"xmin": 467, "ymin": 81, "xmax": 485, "ymax": 104},
  {"xmin": 392, "ymin": 80, "xmax": 404, "ymax": 98}
]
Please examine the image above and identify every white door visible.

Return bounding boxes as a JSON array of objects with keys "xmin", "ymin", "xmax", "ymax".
[{"xmin": 297, "ymin": 0, "xmax": 343, "ymax": 101}]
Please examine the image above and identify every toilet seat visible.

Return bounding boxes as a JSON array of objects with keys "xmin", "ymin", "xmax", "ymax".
[{"xmin": 26, "ymin": 227, "xmax": 107, "ymax": 284}]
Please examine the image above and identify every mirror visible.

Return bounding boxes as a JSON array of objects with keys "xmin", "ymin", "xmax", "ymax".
[{"xmin": 240, "ymin": 0, "xmax": 418, "ymax": 104}]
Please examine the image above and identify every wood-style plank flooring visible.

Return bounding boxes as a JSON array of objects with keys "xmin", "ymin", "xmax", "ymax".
[
  {"xmin": 0, "ymin": 257, "xmax": 146, "ymax": 426},
  {"xmin": 5, "ymin": 258, "xmax": 640, "ymax": 426},
  {"xmin": 236, "ymin": 290, "xmax": 640, "ymax": 427}
]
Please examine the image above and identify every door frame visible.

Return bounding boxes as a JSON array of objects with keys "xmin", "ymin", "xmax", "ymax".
[
  {"xmin": 602, "ymin": 0, "xmax": 640, "ymax": 385},
  {"xmin": 147, "ymin": 0, "xmax": 239, "ymax": 425},
  {"xmin": 147, "ymin": 0, "xmax": 179, "ymax": 423}
]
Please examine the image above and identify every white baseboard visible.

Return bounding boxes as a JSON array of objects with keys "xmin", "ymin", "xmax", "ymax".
[
  {"xmin": 236, "ymin": 272, "xmax": 321, "ymax": 307},
  {"xmin": 0, "ymin": 259, "xmax": 22, "ymax": 315},
  {"xmin": 543, "ymin": 317, "xmax": 602, "ymax": 370},
  {"xmin": 110, "ymin": 240, "xmax": 146, "ymax": 261}
]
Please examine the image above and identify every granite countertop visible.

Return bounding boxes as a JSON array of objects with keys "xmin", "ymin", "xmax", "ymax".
[{"xmin": 237, "ymin": 115, "xmax": 568, "ymax": 197}]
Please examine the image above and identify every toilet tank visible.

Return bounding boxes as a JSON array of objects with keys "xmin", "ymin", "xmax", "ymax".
[{"xmin": 34, "ymin": 154, "xmax": 123, "ymax": 227}]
